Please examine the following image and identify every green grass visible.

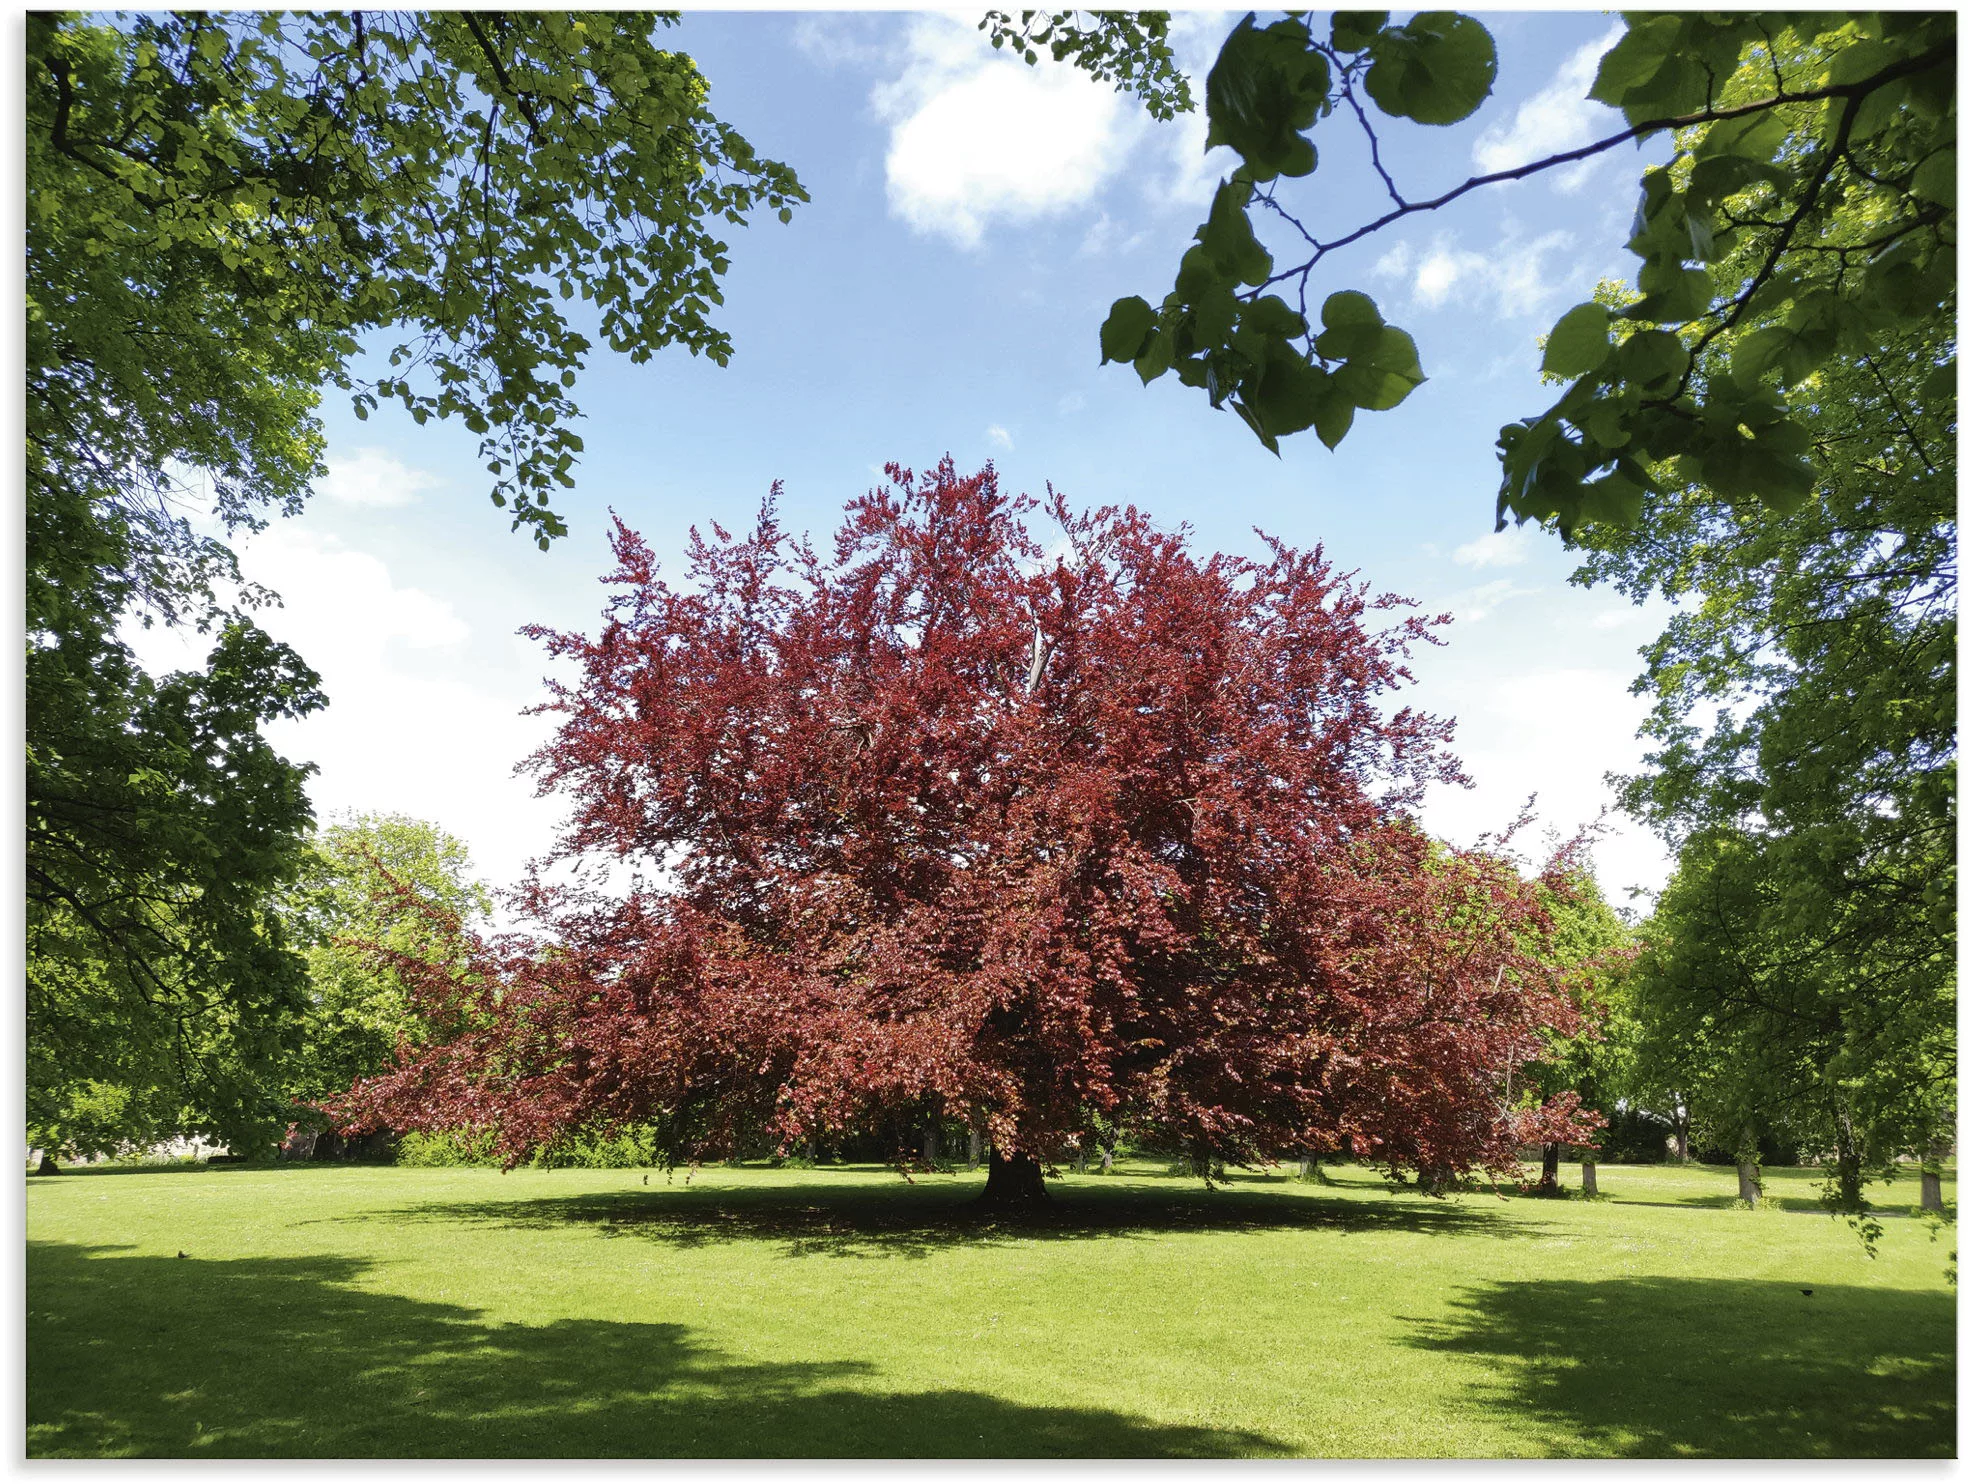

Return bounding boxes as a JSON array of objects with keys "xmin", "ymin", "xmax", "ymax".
[{"xmin": 26, "ymin": 1158, "xmax": 1956, "ymax": 1458}]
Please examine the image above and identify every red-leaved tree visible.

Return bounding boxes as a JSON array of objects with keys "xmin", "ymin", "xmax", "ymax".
[{"xmin": 337, "ymin": 459, "xmax": 1592, "ymax": 1202}]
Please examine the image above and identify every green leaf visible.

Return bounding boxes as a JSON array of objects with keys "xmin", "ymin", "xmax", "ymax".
[
  {"xmin": 1910, "ymin": 148, "xmax": 1955, "ymax": 208},
  {"xmin": 1330, "ymin": 12, "xmax": 1388, "ymax": 53},
  {"xmin": 1134, "ymin": 325, "xmax": 1174, "ymax": 384},
  {"xmin": 1199, "ymin": 178, "xmax": 1273, "ymax": 286},
  {"xmin": 1613, "ymin": 329, "xmax": 1690, "ymax": 392},
  {"xmin": 1542, "ymin": 302, "xmax": 1613, "ymax": 378},
  {"xmin": 1174, "ymin": 244, "xmax": 1222, "ymax": 301},
  {"xmin": 1100, "ymin": 296, "xmax": 1157, "ymax": 364},
  {"xmin": 1231, "ymin": 398, "xmax": 1282, "ymax": 455},
  {"xmin": 1364, "ymin": 12, "xmax": 1497, "ymax": 127},
  {"xmin": 1314, "ymin": 395, "xmax": 1355, "ymax": 450},
  {"xmin": 1250, "ymin": 346, "xmax": 1327, "ymax": 438},
  {"xmin": 1588, "ymin": 16, "xmax": 1680, "ymax": 107},
  {"xmin": 1321, "ymin": 289, "xmax": 1385, "ymax": 331},
  {"xmin": 1242, "ymin": 295, "xmax": 1307, "ymax": 340}
]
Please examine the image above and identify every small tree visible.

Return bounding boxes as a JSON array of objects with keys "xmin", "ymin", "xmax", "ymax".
[
  {"xmin": 338, "ymin": 460, "xmax": 1591, "ymax": 1201},
  {"xmin": 281, "ymin": 813, "xmax": 493, "ymax": 1135}
]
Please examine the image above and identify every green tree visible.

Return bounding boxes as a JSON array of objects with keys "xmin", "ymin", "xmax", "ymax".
[
  {"xmin": 27, "ymin": 624, "xmax": 324, "ymax": 1164},
  {"xmin": 26, "ymin": 12, "xmax": 802, "ymax": 1163},
  {"xmin": 1572, "ymin": 187, "xmax": 1955, "ymax": 1230},
  {"xmin": 281, "ymin": 813, "xmax": 494, "ymax": 1126},
  {"xmin": 1518, "ymin": 869, "xmax": 1637, "ymax": 1196}
]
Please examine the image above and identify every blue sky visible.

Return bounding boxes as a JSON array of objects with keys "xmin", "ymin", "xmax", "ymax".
[{"xmin": 136, "ymin": 9, "xmax": 1683, "ymax": 910}]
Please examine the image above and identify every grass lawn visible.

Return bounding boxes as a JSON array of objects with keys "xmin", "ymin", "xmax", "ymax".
[{"xmin": 26, "ymin": 1158, "xmax": 1956, "ymax": 1458}]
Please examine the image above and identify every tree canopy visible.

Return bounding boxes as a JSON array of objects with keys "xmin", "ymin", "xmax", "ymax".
[
  {"xmin": 26, "ymin": 11, "xmax": 802, "ymax": 1159},
  {"xmin": 336, "ymin": 461, "xmax": 1594, "ymax": 1199}
]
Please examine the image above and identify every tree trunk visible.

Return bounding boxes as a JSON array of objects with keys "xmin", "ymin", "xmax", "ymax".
[
  {"xmin": 1672, "ymin": 1102, "xmax": 1690, "ymax": 1162},
  {"xmin": 1736, "ymin": 1160, "xmax": 1762, "ymax": 1207},
  {"xmin": 921, "ymin": 1124, "xmax": 938, "ymax": 1166},
  {"xmin": 967, "ymin": 1126, "xmax": 985, "ymax": 1168},
  {"xmin": 34, "ymin": 1152, "xmax": 59, "ymax": 1176},
  {"xmin": 977, "ymin": 1149, "xmax": 1048, "ymax": 1207},
  {"xmin": 1539, "ymin": 1142, "xmax": 1562, "ymax": 1195},
  {"xmin": 1099, "ymin": 1147, "xmax": 1112, "ymax": 1174},
  {"xmin": 1920, "ymin": 1132, "xmax": 1948, "ymax": 1211},
  {"xmin": 1581, "ymin": 1158, "xmax": 1598, "ymax": 1197}
]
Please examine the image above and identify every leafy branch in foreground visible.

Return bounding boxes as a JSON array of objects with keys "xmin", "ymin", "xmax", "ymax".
[
  {"xmin": 979, "ymin": 10, "xmax": 1194, "ymax": 121},
  {"xmin": 1094, "ymin": 10, "xmax": 1954, "ymax": 536}
]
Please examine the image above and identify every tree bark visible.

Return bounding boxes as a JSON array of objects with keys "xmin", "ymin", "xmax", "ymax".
[
  {"xmin": 1581, "ymin": 1158, "xmax": 1599, "ymax": 1197},
  {"xmin": 1099, "ymin": 1147, "xmax": 1113, "ymax": 1174},
  {"xmin": 967, "ymin": 1126, "xmax": 985, "ymax": 1168},
  {"xmin": 921, "ymin": 1123, "xmax": 938, "ymax": 1166},
  {"xmin": 1921, "ymin": 1132, "xmax": 1948, "ymax": 1211},
  {"xmin": 1539, "ymin": 1142, "xmax": 1562, "ymax": 1195},
  {"xmin": 977, "ymin": 1149, "xmax": 1048, "ymax": 1207},
  {"xmin": 34, "ymin": 1152, "xmax": 59, "ymax": 1176},
  {"xmin": 1736, "ymin": 1160, "xmax": 1762, "ymax": 1207}
]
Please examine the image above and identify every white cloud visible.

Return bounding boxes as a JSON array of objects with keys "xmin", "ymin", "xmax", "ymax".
[
  {"xmin": 1472, "ymin": 28, "xmax": 1624, "ymax": 177},
  {"xmin": 1453, "ymin": 527, "xmax": 1536, "ymax": 569},
  {"xmin": 1056, "ymin": 390, "xmax": 1087, "ymax": 417},
  {"xmin": 986, "ymin": 424, "xmax": 1015, "ymax": 451},
  {"xmin": 1381, "ymin": 228, "xmax": 1582, "ymax": 321},
  {"xmin": 242, "ymin": 525, "xmax": 468, "ymax": 656},
  {"xmin": 1456, "ymin": 578, "xmax": 1538, "ymax": 624},
  {"xmin": 1416, "ymin": 665, "xmax": 1668, "ymax": 902},
  {"xmin": 875, "ymin": 16, "xmax": 1143, "ymax": 249},
  {"xmin": 318, "ymin": 447, "xmax": 442, "ymax": 509}
]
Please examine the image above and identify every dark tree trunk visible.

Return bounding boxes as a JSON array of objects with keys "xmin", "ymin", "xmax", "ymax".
[
  {"xmin": 34, "ymin": 1152, "xmax": 59, "ymax": 1176},
  {"xmin": 1538, "ymin": 1143, "xmax": 1562, "ymax": 1194},
  {"xmin": 1581, "ymin": 1158, "xmax": 1599, "ymax": 1197},
  {"xmin": 1672, "ymin": 1101, "xmax": 1691, "ymax": 1162},
  {"xmin": 967, "ymin": 1126, "xmax": 985, "ymax": 1168},
  {"xmin": 977, "ymin": 1149, "xmax": 1048, "ymax": 1207},
  {"xmin": 921, "ymin": 1124, "xmax": 938, "ymax": 1166}
]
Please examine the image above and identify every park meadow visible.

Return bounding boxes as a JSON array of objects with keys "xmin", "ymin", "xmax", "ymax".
[{"xmin": 27, "ymin": 1156, "xmax": 1956, "ymax": 1458}]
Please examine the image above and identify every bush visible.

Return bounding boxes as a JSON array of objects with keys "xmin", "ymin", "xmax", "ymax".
[
  {"xmin": 395, "ymin": 1124, "xmax": 670, "ymax": 1169},
  {"xmin": 395, "ymin": 1129, "xmax": 501, "ymax": 1167}
]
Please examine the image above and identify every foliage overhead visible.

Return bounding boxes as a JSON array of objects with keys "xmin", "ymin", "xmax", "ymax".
[
  {"xmin": 28, "ymin": 9, "xmax": 804, "ymax": 555},
  {"xmin": 979, "ymin": 9, "xmax": 1194, "ymax": 120},
  {"xmin": 1089, "ymin": 10, "xmax": 1954, "ymax": 536},
  {"xmin": 338, "ymin": 461, "xmax": 1592, "ymax": 1183},
  {"xmin": 24, "ymin": 10, "xmax": 801, "ymax": 1157}
]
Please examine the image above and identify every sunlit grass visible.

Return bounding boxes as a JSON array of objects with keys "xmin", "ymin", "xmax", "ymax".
[{"xmin": 26, "ymin": 1158, "xmax": 1955, "ymax": 1458}]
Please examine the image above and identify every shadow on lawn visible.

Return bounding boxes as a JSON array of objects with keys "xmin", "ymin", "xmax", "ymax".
[
  {"xmin": 26, "ymin": 1241, "xmax": 1287, "ymax": 1459},
  {"xmin": 1403, "ymin": 1275, "xmax": 1956, "ymax": 1458},
  {"xmin": 381, "ymin": 1179, "xmax": 1538, "ymax": 1260}
]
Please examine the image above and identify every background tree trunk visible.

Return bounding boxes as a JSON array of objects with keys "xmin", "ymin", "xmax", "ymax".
[
  {"xmin": 1539, "ymin": 1143, "xmax": 1562, "ymax": 1194},
  {"xmin": 1736, "ymin": 1160, "xmax": 1762, "ymax": 1207},
  {"xmin": 1921, "ymin": 1133, "xmax": 1949, "ymax": 1211},
  {"xmin": 34, "ymin": 1152, "xmax": 59, "ymax": 1176},
  {"xmin": 1581, "ymin": 1158, "xmax": 1599, "ymax": 1196},
  {"xmin": 1099, "ymin": 1147, "xmax": 1113, "ymax": 1174},
  {"xmin": 921, "ymin": 1123, "xmax": 938, "ymax": 1166},
  {"xmin": 967, "ymin": 1126, "xmax": 985, "ymax": 1168},
  {"xmin": 977, "ymin": 1149, "xmax": 1047, "ymax": 1207}
]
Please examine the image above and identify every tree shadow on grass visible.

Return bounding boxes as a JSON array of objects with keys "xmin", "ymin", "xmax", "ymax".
[
  {"xmin": 1402, "ymin": 1275, "xmax": 1955, "ymax": 1458},
  {"xmin": 378, "ymin": 1178, "xmax": 1542, "ymax": 1260},
  {"xmin": 27, "ymin": 1241, "xmax": 1288, "ymax": 1458}
]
